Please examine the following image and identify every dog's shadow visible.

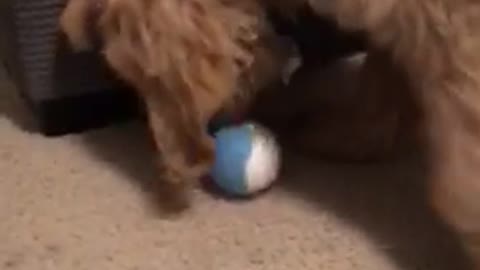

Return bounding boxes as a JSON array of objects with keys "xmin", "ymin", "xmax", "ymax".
[
  {"xmin": 79, "ymin": 120, "xmax": 169, "ymax": 211},
  {"xmin": 278, "ymin": 150, "xmax": 472, "ymax": 269}
]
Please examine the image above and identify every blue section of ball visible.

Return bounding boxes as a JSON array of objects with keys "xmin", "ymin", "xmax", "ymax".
[{"xmin": 211, "ymin": 124, "xmax": 253, "ymax": 195}]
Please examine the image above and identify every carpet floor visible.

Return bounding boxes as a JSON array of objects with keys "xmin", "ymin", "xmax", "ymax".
[{"xmin": 0, "ymin": 67, "xmax": 471, "ymax": 270}]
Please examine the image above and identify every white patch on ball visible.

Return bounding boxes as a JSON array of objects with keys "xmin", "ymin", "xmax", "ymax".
[{"xmin": 245, "ymin": 123, "xmax": 281, "ymax": 193}]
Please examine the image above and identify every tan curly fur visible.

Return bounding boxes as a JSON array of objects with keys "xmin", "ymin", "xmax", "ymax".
[{"xmin": 60, "ymin": 0, "xmax": 292, "ymax": 210}]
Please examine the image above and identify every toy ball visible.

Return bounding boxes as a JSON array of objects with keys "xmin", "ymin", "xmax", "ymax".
[{"xmin": 211, "ymin": 122, "xmax": 281, "ymax": 196}]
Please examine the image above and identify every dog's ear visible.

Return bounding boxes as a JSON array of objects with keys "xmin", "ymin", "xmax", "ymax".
[{"xmin": 59, "ymin": 0, "xmax": 98, "ymax": 50}]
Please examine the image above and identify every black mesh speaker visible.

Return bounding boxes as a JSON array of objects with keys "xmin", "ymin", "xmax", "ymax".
[{"xmin": 0, "ymin": 0, "xmax": 137, "ymax": 136}]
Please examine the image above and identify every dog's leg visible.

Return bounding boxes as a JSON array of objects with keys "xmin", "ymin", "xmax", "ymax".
[
  {"xmin": 302, "ymin": 0, "xmax": 480, "ymax": 264},
  {"xmin": 426, "ymin": 79, "xmax": 480, "ymax": 268},
  {"xmin": 100, "ymin": 50, "xmax": 218, "ymax": 212},
  {"xmin": 141, "ymin": 89, "xmax": 215, "ymax": 212}
]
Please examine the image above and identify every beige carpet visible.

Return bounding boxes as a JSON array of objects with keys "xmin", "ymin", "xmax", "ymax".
[{"xmin": 0, "ymin": 67, "xmax": 472, "ymax": 270}]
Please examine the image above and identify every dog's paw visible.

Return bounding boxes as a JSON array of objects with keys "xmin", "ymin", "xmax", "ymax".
[{"xmin": 150, "ymin": 177, "xmax": 193, "ymax": 216}]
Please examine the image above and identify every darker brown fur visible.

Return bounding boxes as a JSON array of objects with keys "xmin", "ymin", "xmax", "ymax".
[{"xmin": 255, "ymin": 51, "xmax": 420, "ymax": 162}]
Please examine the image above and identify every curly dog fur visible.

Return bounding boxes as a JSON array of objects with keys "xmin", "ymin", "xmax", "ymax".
[{"xmin": 60, "ymin": 0, "xmax": 292, "ymax": 210}]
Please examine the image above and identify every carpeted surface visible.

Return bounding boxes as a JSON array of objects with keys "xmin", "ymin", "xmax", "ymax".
[{"xmin": 0, "ymin": 67, "xmax": 472, "ymax": 270}]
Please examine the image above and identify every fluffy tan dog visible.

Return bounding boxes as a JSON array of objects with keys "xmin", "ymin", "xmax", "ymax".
[
  {"xmin": 60, "ymin": 0, "xmax": 292, "ymax": 210},
  {"xmin": 261, "ymin": 0, "xmax": 480, "ymax": 267},
  {"xmin": 60, "ymin": 0, "xmax": 480, "ymax": 266}
]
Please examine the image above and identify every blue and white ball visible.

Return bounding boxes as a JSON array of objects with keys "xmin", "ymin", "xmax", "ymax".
[{"xmin": 211, "ymin": 122, "xmax": 281, "ymax": 196}]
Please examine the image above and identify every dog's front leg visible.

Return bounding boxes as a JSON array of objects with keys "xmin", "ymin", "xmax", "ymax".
[
  {"xmin": 141, "ymin": 89, "xmax": 215, "ymax": 213},
  {"xmin": 426, "ymin": 79, "xmax": 480, "ymax": 268}
]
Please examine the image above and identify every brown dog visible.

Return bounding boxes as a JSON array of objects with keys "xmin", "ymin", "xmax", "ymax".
[
  {"xmin": 60, "ymin": 0, "xmax": 293, "ymax": 210},
  {"xmin": 61, "ymin": 0, "xmax": 480, "ymax": 266},
  {"xmin": 262, "ymin": 0, "xmax": 480, "ymax": 267}
]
